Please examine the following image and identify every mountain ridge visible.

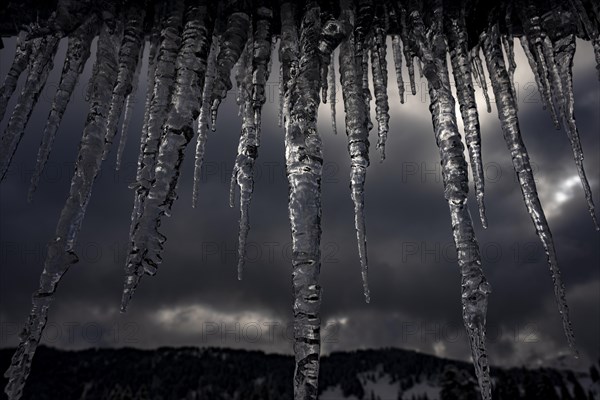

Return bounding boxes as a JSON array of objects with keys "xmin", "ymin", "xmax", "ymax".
[{"xmin": 0, "ymin": 346, "xmax": 598, "ymax": 399}]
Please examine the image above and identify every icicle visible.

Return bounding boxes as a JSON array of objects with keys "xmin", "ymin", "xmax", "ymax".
[
  {"xmin": 518, "ymin": 37, "xmax": 544, "ymax": 101},
  {"xmin": 284, "ymin": 3, "xmax": 323, "ymax": 399},
  {"xmin": 416, "ymin": 57, "xmax": 424, "ymax": 78},
  {"xmin": 370, "ymin": 7, "xmax": 389, "ymax": 161},
  {"xmin": 481, "ymin": 22, "xmax": 577, "ymax": 355},
  {"xmin": 410, "ymin": 4, "xmax": 492, "ymax": 399},
  {"xmin": 230, "ymin": 3, "xmax": 274, "ymax": 280},
  {"xmin": 116, "ymin": 43, "xmax": 145, "ymax": 171},
  {"xmin": 391, "ymin": 35, "xmax": 405, "ymax": 104},
  {"xmin": 128, "ymin": 0, "xmax": 185, "ymax": 262},
  {"xmin": 470, "ymin": 45, "xmax": 492, "ymax": 113},
  {"xmin": 129, "ymin": 32, "xmax": 160, "ymax": 238},
  {"xmin": 318, "ymin": 3, "xmax": 346, "ymax": 103},
  {"xmin": 0, "ymin": 34, "xmax": 60, "ymax": 181},
  {"xmin": 0, "ymin": 32, "xmax": 33, "ymax": 123},
  {"xmin": 567, "ymin": 0, "xmax": 600, "ymax": 81},
  {"xmin": 209, "ymin": 10, "xmax": 250, "ymax": 130},
  {"xmin": 355, "ymin": 0, "xmax": 373, "ymax": 132},
  {"xmin": 519, "ymin": 36, "xmax": 560, "ymax": 129},
  {"xmin": 502, "ymin": 4, "xmax": 518, "ymax": 105},
  {"xmin": 102, "ymin": 3, "xmax": 146, "ymax": 159},
  {"xmin": 399, "ymin": 5, "xmax": 416, "ymax": 96},
  {"xmin": 361, "ymin": 45, "xmax": 373, "ymax": 131},
  {"xmin": 3, "ymin": 18, "xmax": 122, "ymax": 400},
  {"xmin": 339, "ymin": 2, "xmax": 371, "ymax": 303},
  {"xmin": 502, "ymin": 36, "xmax": 518, "ymax": 105},
  {"xmin": 230, "ymin": 102, "xmax": 257, "ymax": 279},
  {"xmin": 140, "ymin": 35, "xmax": 160, "ymax": 146},
  {"xmin": 519, "ymin": 5, "xmax": 561, "ymax": 129},
  {"xmin": 327, "ymin": 53, "xmax": 338, "ymax": 135},
  {"xmin": 400, "ymin": 4, "xmax": 437, "ymax": 89},
  {"xmin": 27, "ymin": 17, "xmax": 98, "ymax": 201},
  {"xmin": 279, "ymin": 2, "xmax": 299, "ymax": 128},
  {"xmin": 192, "ymin": 37, "xmax": 219, "ymax": 208},
  {"xmin": 230, "ymin": 40, "xmax": 254, "ymax": 208},
  {"xmin": 552, "ymin": 33, "xmax": 599, "ymax": 229},
  {"xmin": 354, "ymin": 0, "xmax": 374, "ymax": 52},
  {"xmin": 122, "ymin": 2, "xmax": 215, "ymax": 311},
  {"xmin": 235, "ymin": 39, "xmax": 253, "ymax": 118},
  {"xmin": 278, "ymin": 62, "xmax": 285, "ymax": 127},
  {"xmin": 542, "ymin": 38, "xmax": 564, "ymax": 129},
  {"xmin": 447, "ymin": 12, "xmax": 487, "ymax": 228}
]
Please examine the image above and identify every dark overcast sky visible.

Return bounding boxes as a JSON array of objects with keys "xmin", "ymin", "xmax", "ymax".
[{"xmin": 0, "ymin": 35, "xmax": 598, "ymax": 369}]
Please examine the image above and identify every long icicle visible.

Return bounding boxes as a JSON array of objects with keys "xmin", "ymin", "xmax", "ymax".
[
  {"xmin": 230, "ymin": 72, "xmax": 256, "ymax": 278},
  {"xmin": 0, "ymin": 32, "xmax": 33, "ymax": 123},
  {"xmin": 447, "ymin": 10, "xmax": 487, "ymax": 228},
  {"xmin": 115, "ymin": 42, "xmax": 145, "ymax": 171},
  {"xmin": 391, "ymin": 34, "xmax": 406, "ymax": 104},
  {"xmin": 285, "ymin": 3, "xmax": 323, "ymax": 399},
  {"xmin": 339, "ymin": 0, "xmax": 371, "ymax": 303},
  {"xmin": 3, "ymin": 17, "xmax": 123, "ymax": 400},
  {"xmin": 327, "ymin": 53, "xmax": 338, "ymax": 135},
  {"xmin": 371, "ymin": 6, "xmax": 389, "ymax": 161},
  {"xmin": 399, "ymin": 4, "xmax": 416, "ymax": 96},
  {"xmin": 482, "ymin": 21, "xmax": 577, "ymax": 355},
  {"xmin": 28, "ymin": 17, "xmax": 99, "ymax": 200},
  {"xmin": 122, "ymin": 1, "xmax": 215, "ymax": 311},
  {"xmin": 128, "ymin": 0, "xmax": 185, "ymax": 267},
  {"xmin": 102, "ymin": 2, "xmax": 146, "ymax": 159},
  {"xmin": 0, "ymin": 34, "xmax": 61, "ymax": 181},
  {"xmin": 209, "ymin": 8, "xmax": 250, "ymax": 130},
  {"xmin": 192, "ymin": 36, "xmax": 219, "ymax": 208},
  {"xmin": 128, "ymin": 29, "xmax": 160, "ymax": 249},
  {"xmin": 552, "ymin": 32, "xmax": 599, "ymax": 230},
  {"xmin": 231, "ymin": 2, "xmax": 274, "ymax": 280},
  {"xmin": 410, "ymin": 3, "xmax": 492, "ymax": 399},
  {"xmin": 278, "ymin": 60, "xmax": 285, "ymax": 127}
]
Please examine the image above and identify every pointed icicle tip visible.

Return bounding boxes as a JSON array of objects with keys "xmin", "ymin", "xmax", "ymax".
[
  {"xmin": 237, "ymin": 261, "xmax": 243, "ymax": 281},
  {"xmin": 120, "ymin": 274, "xmax": 140, "ymax": 313}
]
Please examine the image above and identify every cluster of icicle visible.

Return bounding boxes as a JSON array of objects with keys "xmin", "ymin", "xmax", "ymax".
[{"xmin": 0, "ymin": 0, "xmax": 598, "ymax": 399}]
